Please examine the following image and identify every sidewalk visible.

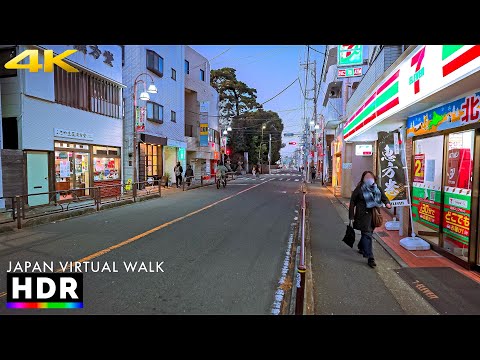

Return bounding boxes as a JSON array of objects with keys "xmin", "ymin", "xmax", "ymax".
[
  {"xmin": 316, "ymin": 184, "xmax": 480, "ymax": 315},
  {"xmin": 306, "ymin": 182, "xmax": 433, "ymax": 314},
  {"xmin": 332, "ymin": 191, "xmax": 480, "ymax": 285}
]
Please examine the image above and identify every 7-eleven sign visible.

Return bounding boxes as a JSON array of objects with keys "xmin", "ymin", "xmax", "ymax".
[{"xmin": 338, "ymin": 45, "xmax": 363, "ymax": 67}]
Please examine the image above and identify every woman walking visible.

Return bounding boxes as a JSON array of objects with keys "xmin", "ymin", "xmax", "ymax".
[{"xmin": 349, "ymin": 171, "xmax": 391, "ymax": 268}]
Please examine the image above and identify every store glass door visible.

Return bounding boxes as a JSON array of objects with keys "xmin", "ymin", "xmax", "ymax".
[
  {"xmin": 442, "ymin": 130, "xmax": 474, "ymax": 262},
  {"xmin": 74, "ymin": 152, "xmax": 90, "ymax": 196},
  {"xmin": 412, "ymin": 135, "xmax": 444, "ymax": 246}
]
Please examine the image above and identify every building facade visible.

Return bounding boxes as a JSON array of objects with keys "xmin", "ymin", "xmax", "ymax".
[
  {"xmin": 184, "ymin": 46, "xmax": 220, "ymax": 179},
  {"xmin": 0, "ymin": 45, "xmax": 124, "ymax": 207},
  {"xmin": 318, "ymin": 45, "xmax": 370, "ymax": 196},
  {"xmin": 344, "ymin": 45, "xmax": 480, "ymax": 270},
  {"xmin": 122, "ymin": 45, "xmax": 186, "ymax": 185}
]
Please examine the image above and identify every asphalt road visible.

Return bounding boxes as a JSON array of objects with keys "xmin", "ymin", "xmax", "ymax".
[{"xmin": 0, "ymin": 169, "xmax": 303, "ymax": 314}]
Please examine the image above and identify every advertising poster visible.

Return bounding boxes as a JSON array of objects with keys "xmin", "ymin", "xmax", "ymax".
[
  {"xmin": 377, "ymin": 131, "xmax": 408, "ymax": 206},
  {"xmin": 414, "ymin": 154, "xmax": 425, "ymax": 182},
  {"xmin": 60, "ymin": 160, "xmax": 70, "ymax": 178},
  {"xmin": 442, "ymin": 189, "xmax": 471, "ymax": 246},
  {"xmin": 411, "ymin": 185, "xmax": 442, "ymax": 230}
]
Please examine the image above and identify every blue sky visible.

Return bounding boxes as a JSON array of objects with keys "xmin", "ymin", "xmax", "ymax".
[{"xmin": 190, "ymin": 45, "xmax": 325, "ymax": 158}]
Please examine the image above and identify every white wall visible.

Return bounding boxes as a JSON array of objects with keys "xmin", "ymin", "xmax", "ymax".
[
  {"xmin": 22, "ymin": 96, "xmax": 123, "ymax": 150},
  {"xmin": 41, "ymin": 45, "xmax": 123, "ymax": 84}
]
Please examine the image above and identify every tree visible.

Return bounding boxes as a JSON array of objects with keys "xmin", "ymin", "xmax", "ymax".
[
  {"xmin": 210, "ymin": 67, "xmax": 262, "ymax": 127},
  {"xmin": 229, "ymin": 110, "xmax": 284, "ymax": 167}
]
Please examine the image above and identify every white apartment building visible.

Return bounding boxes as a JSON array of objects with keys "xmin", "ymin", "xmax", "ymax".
[
  {"xmin": 0, "ymin": 45, "xmax": 124, "ymax": 207},
  {"xmin": 122, "ymin": 45, "xmax": 186, "ymax": 184},
  {"xmin": 184, "ymin": 46, "xmax": 220, "ymax": 179}
]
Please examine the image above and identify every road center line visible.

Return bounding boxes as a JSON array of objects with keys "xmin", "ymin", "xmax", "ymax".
[
  {"xmin": 46, "ymin": 178, "xmax": 274, "ymax": 273},
  {"xmin": 0, "ymin": 179, "xmax": 274, "ymax": 299}
]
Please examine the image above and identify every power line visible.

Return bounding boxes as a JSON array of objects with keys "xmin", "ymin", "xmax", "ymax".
[
  {"xmin": 260, "ymin": 78, "xmax": 299, "ymax": 106},
  {"xmin": 190, "ymin": 47, "xmax": 232, "ymax": 71}
]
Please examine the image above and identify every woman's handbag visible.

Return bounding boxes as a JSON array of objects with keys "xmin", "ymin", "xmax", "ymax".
[
  {"xmin": 342, "ymin": 224, "xmax": 356, "ymax": 248},
  {"xmin": 372, "ymin": 207, "xmax": 383, "ymax": 228}
]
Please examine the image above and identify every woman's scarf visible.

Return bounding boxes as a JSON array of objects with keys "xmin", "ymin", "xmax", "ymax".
[{"xmin": 361, "ymin": 182, "xmax": 382, "ymax": 209}]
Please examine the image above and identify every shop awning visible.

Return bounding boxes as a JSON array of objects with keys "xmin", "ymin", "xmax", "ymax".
[{"xmin": 344, "ymin": 45, "xmax": 480, "ymax": 142}]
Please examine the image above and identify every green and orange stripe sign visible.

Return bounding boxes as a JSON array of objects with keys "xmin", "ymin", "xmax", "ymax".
[{"xmin": 344, "ymin": 70, "xmax": 400, "ymax": 140}]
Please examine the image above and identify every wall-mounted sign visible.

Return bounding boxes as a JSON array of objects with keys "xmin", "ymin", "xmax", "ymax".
[
  {"xmin": 337, "ymin": 67, "xmax": 362, "ymax": 78},
  {"xmin": 407, "ymin": 91, "xmax": 480, "ymax": 138},
  {"xmin": 200, "ymin": 101, "xmax": 209, "ymax": 113},
  {"xmin": 200, "ymin": 123, "xmax": 209, "ymax": 147},
  {"xmin": 177, "ymin": 147, "xmax": 186, "ymax": 161},
  {"xmin": 344, "ymin": 45, "xmax": 480, "ymax": 141},
  {"xmin": 338, "ymin": 45, "xmax": 363, "ymax": 67},
  {"xmin": 355, "ymin": 144, "xmax": 372, "ymax": 156},
  {"xmin": 54, "ymin": 128, "xmax": 93, "ymax": 141}
]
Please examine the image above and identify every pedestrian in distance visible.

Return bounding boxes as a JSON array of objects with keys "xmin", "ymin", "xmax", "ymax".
[
  {"xmin": 255, "ymin": 164, "xmax": 260, "ymax": 178},
  {"xmin": 311, "ymin": 165, "xmax": 316, "ymax": 183},
  {"xmin": 348, "ymin": 171, "xmax": 391, "ymax": 268},
  {"xmin": 174, "ymin": 161, "xmax": 183, "ymax": 188},
  {"xmin": 185, "ymin": 164, "xmax": 194, "ymax": 186}
]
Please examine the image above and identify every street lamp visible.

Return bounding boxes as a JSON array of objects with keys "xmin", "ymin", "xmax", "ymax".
[
  {"xmin": 309, "ymin": 120, "xmax": 315, "ymax": 126},
  {"xmin": 227, "ymin": 125, "xmax": 232, "ymax": 132},
  {"xmin": 314, "ymin": 124, "xmax": 320, "ymax": 130},
  {"xmin": 133, "ymin": 73, "xmax": 158, "ymax": 192}
]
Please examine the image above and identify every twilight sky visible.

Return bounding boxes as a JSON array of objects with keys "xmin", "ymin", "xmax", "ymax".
[{"xmin": 190, "ymin": 45, "xmax": 325, "ymax": 158}]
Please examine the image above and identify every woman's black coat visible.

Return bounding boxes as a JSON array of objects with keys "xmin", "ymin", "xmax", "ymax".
[{"xmin": 349, "ymin": 184, "xmax": 390, "ymax": 232}]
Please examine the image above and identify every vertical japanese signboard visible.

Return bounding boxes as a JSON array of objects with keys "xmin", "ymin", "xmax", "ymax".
[
  {"xmin": 135, "ymin": 106, "xmax": 146, "ymax": 133},
  {"xmin": 414, "ymin": 154, "xmax": 425, "ymax": 182},
  {"xmin": 442, "ymin": 188, "xmax": 471, "ymax": 246},
  {"xmin": 378, "ymin": 131, "xmax": 408, "ymax": 206}
]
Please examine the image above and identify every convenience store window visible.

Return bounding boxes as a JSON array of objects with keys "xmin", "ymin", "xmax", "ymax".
[
  {"xmin": 442, "ymin": 130, "xmax": 474, "ymax": 261},
  {"xmin": 93, "ymin": 146, "xmax": 121, "ymax": 181},
  {"xmin": 412, "ymin": 135, "xmax": 444, "ymax": 246}
]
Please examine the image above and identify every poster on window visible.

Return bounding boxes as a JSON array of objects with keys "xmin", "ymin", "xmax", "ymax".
[
  {"xmin": 60, "ymin": 160, "xmax": 70, "ymax": 178},
  {"xmin": 377, "ymin": 131, "xmax": 408, "ymax": 206},
  {"xmin": 442, "ymin": 189, "xmax": 471, "ymax": 246},
  {"xmin": 135, "ymin": 106, "xmax": 146, "ymax": 133},
  {"xmin": 414, "ymin": 154, "xmax": 425, "ymax": 182}
]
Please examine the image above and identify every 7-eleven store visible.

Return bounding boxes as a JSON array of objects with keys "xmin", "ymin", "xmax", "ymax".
[{"xmin": 343, "ymin": 45, "xmax": 480, "ymax": 270}]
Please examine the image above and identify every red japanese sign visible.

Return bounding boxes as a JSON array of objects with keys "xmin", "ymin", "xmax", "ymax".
[
  {"xmin": 417, "ymin": 202, "xmax": 441, "ymax": 225},
  {"xmin": 443, "ymin": 210, "xmax": 470, "ymax": 237},
  {"xmin": 414, "ymin": 154, "xmax": 425, "ymax": 182}
]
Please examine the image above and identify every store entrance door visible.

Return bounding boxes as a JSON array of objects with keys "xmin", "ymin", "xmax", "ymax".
[{"xmin": 26, "ymin": 152, "xmax": 50, "ymax": 206}]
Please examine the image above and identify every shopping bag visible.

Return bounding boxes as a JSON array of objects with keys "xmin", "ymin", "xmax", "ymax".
[{"xmin": 342, "ymin": 225, "xmax": 355, "ymax": 248}]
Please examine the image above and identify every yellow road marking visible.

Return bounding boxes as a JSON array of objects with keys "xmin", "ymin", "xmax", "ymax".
[{"xmin": 0, "ymin": 179, "xmax": 272, "ymax": 296}]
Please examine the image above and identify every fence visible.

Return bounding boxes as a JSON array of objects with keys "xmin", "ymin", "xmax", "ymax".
[
  {"xmin": 182, "ymin": 172, "xmax": 236, "ymax": 191},
  {"xmin": 0, "ymin": 180, "xmax": 164, "ymax": 230}
]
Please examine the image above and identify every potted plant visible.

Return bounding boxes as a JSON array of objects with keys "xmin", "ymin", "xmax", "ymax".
[{"xmin": 163, "ymin": 172, "xmax": 171, "ymax": 188}]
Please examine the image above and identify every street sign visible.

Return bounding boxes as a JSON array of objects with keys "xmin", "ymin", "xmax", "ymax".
[
  {"xmin": 283, "ymin": 133, "xmax": 295, "ymax": 137},
  {"xmin": 337, "ymin": 67, "xmax": 362, "ymax": 78},
  {"xmin": 288, "ymin": 141, "xmax": 297, "ymax": 145}
]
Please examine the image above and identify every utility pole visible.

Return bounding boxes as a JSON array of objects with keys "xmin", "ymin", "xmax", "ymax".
[
  {"xmin": 268, "ymin": 133, "xmax": 272, "ymax": 174},
  {"xmin": 312, "ymin": 60, "xmax": 318, "ymax": 184}
]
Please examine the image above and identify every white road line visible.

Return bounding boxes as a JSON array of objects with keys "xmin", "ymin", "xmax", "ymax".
[
  {"xmin": 286, "ymin": 179, "xmax": 290, "ymax": 181},
  {"xmin": 279, "ymin": 178, "xmax": 284, "ymax": 181},
  {"xmin": 294, "ymin": 179, "xmax": 299, "ymax": 182}
]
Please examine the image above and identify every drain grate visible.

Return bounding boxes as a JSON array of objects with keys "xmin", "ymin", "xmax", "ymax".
[{"xmin": 375, "ymin": 231, "xmax": 389, "ymax": 237}]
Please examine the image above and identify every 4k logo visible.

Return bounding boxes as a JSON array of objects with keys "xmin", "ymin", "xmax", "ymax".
[{"xmin": 4, "ymin": 49, "xmax": 79, "ymax": 73}]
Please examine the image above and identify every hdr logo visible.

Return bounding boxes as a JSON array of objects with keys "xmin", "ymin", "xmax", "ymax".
[{"xmin": 6, "ymin": 273, "xmax": 83, "ymax": 309}]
